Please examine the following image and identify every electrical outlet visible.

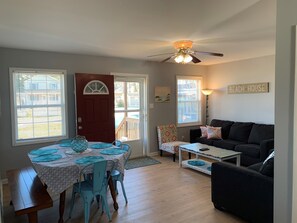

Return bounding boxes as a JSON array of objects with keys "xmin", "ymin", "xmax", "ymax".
[{"xmin": 181, "ymin": 135, "xmax": 185, "ymax": 140}]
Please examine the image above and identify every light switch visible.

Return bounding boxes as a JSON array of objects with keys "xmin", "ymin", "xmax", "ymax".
[{"xmin": 149, "ymin": 103, "xmax": 154, "ymax": 109}]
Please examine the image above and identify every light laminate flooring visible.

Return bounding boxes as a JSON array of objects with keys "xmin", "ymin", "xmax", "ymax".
[{"xmin": 3, "ymin": 154, "xmax": 246, "ymax": 223}]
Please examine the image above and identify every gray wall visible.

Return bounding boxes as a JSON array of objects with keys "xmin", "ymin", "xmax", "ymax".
[
  {"xmin": 207, "ymin": 55, "xmax": 275, "ymax": 124},
  {"xmin": 0, "ymin": 47, "xmax": 207, "ymax": 178},
  {"xmin": 274, "ymin": 0, "xmax": 297, "ymax": 222}
]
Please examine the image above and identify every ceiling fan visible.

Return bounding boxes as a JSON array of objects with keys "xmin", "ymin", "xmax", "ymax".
[{"xmin": 148, "ymin": 40, "xmax": 223, "ymax": 64}]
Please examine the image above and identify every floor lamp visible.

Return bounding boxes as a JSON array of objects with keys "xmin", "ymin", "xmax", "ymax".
[{"xmin": 201, "ymin": 89, "xmax": 213, "ymax": 125}]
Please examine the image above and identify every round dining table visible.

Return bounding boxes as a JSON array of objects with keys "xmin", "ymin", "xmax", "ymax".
[{"xmin": 28, "ymin": 141, "xmax": 128, "ymax": 223}]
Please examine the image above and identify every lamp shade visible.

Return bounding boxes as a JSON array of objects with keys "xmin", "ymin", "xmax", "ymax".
[
  {"xmin": 183, "ymin": 54, "xmax": 193, "ymax": 63},
  {"xmin": 201, "ymin": 89, "xmax": 213, "ymax": 95},
  {"xmin": 174, "ymin": 53, "xmax": 193, "ymax": 64},
  {"xmin": 174, "ymin": 54, "xmax": 184, "ymax": 63}
]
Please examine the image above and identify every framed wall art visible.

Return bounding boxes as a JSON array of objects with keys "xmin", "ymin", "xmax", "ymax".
[{"xmin": 155, "ymin": 86, "xmax": 170, "ymax": 103}]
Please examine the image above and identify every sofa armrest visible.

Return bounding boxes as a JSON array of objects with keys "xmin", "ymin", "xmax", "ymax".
[
  {"xmin": 260, "ymin": 138, "xmax": 274, "ymax": 161},
  {"xmin": 211, "ymin": 162, "xmax": 273, "ymax": 223},
  {"xmin": 190, "ymin": 128, "xmax": 202, "ymax": 143}
]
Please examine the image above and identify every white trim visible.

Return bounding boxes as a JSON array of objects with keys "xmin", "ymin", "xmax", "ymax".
[
  {"xmin": 176, "ymin": 75, "xmax": 203, "ymax": 127},
  {"xmin": 177, "ymin": 122, "xmax": 203, "ymax": 128},
  {"xmin": 1, "ymin": 179, "xmax": 7, "ymax": 185},
  {"xmin": 176, "ymin": 75, "xmax": 203, "ymax": 80},
  {"xmin": 292, "ymin": 25, "xmax": 297, "ymax": 223},
  {"xmin": 9, "ymin": 67, "xmax": 67, "ymax": 74},
  {"xmin": 111, "ymin": 72, "xmax": 149, "ymax": 78},
  {"xmin": 9, "ymin": 67, "xmax": 69, "ymax": 146},
  {"xmin": 148, "ymin": 152, "xmax": 159, "ymax": 157}
]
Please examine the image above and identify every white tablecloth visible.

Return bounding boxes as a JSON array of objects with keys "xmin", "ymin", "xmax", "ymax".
[{"xmin": 28, "ymin": 142, "xmax": 127, "ymax": 196}]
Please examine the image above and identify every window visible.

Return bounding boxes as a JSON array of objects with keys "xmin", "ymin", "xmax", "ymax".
[
  {"xmin": 114, "ymin": 80, "xmax": 141, "ymax": 141},
  {"xmin": 10, "ymin": 68, "xmax": 68, "ymax": 145},
  {"xmin": 83, "ymin": 80, "xmax": 109, "ymax": 95},
  {"xmin": 49, "ymin": 83, "xmax": 58, "ymax": 90},
  {"xmin": 176, "ymin": 76, "xmax": 202, "ymax": 127}
]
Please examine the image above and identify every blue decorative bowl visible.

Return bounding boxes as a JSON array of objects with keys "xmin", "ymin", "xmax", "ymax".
[
  {"xmin": 188, "ymin": 160, "xmax": 206, "ymax": 166},
  {"xmin": 71, "ymin": 136, "xmax": 88, "ymax": 153}
]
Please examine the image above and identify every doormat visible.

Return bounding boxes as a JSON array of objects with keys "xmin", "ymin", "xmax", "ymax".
[{"xmin": 125, "ymin": 156, "xmax": 161, "ymax": 170}]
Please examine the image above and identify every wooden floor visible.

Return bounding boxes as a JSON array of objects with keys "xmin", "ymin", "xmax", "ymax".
[{"xmin": 3, "ymin": 155, "xmax": 246, "ymax": 223}]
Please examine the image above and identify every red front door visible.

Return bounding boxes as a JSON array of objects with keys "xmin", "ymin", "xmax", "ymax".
[{"xmin": 75, "ymin": 73, "xmax": 115, "ymax": 142}]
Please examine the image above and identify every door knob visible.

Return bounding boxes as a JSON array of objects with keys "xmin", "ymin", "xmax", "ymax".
[{"xmin": 78, "ymin": 126, "xmax": 83, "ymax": 130}]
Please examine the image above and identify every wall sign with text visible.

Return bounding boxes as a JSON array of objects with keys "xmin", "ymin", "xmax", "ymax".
[{"xmin": 228, "ymin": 82, "xmax": 269, "ymax": 94}]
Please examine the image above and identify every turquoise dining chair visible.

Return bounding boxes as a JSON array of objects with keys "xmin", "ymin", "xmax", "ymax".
[
  {"xmin": 112, "ymin": 140, "xmax": 122, "ymax": 147},
  {"xmin": 69, "ymin": 160, "xmax": 112, "ymax": 223},
  {"xmin": 111, "ymin": 143, "xmax": 131, "ymax": 204}
]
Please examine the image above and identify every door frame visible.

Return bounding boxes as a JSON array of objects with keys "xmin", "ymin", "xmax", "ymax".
[{"xmin": 112, "ymin": 72, "xmax": 149, "ymax": 156}]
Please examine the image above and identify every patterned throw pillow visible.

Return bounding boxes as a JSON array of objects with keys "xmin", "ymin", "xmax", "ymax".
[
  {"xmin": 207, "ymin": 126, "xmax": 222, "ymax": 139},
  {"xmin": 200, "ymin": 126, "xmax": 208, "ymax": 138}
]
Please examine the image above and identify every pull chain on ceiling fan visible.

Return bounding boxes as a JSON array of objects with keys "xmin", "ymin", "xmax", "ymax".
[{"xmin": 148, "ymin": 40, "xmax": 224, "ymax": 64}]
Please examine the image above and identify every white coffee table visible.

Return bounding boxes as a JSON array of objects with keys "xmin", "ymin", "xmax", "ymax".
[{"xmin": 179, "ymin": 143, "xmax": 241, "ymax": 175}]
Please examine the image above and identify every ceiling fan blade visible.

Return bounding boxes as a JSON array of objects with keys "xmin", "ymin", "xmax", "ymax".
[
  {"xmin": 190, "ymin": 54, "xmax": 201, "ymax": 64},
  {"xmin": 194, "ymin": 51, "xmax": 224, "ymax": 57},
  {"xmin": 147, "ymin": 52, "xmax": 175, "ymax": 57},
  {"xmin": 161, "ymin": 55, "xmax": 174, "ymax": 63}
]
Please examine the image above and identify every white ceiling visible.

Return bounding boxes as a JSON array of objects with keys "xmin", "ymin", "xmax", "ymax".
[{"xmin": 0, "ymin": 0, "xmax": 276, "ymax": 65}]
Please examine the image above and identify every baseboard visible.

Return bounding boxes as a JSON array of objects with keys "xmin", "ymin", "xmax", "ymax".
[{"xmin": 148, "ymin": 152, "xmax": 159, "ymax": 156}]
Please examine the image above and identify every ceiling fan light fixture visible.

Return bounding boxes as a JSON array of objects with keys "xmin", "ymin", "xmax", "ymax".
[
  {"xmin": 183, "ymin": 54, "xmax": 193, "ymax": 63},
  {"xmin": 174, "ymin": 54, "xmax": 184, "ymax": 63},
  {"xmin": 174, "ymin": 53, "xmax": 193, "ymax": 64},
  {"xmin": 173, "ymin": 41, "xmax": 194, "ymax": 64},
  {"xmin": 148, "ymin": 39, "xmax": 223, "ymax": 64},
  {"xmin": 173, "ymin": 40, "xmax": 193, "ymax": 49}
]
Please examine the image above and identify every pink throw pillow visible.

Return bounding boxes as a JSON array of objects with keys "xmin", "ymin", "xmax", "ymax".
[
  {"xmin": 207, "ymin": 126, "xmax": 222, "ymax": 139},
  {"xmin": 200, "ymin": 126, "xmax": 208, "ymax": 138}
]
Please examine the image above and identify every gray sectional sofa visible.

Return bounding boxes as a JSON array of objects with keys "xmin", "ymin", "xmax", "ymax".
[
  {"xmin": 211, "ymin": 161, "xmax": 273, "ymax": 222},
  {"xmin": 190, "ymin": 119, "xmax": 274, "ymax": 166}
]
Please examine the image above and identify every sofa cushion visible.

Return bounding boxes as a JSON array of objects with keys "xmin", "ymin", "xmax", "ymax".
[
  {"xmin": 235, "ymin": 144, "xmax": 260, "ymax": 158},
  {"xmin": 247, "ymin": 162, "xmax": 263, "ymax": 172},
  {"xmin": 195, "ymin": 137, "xmax": 218, "ymax": 145},
  {"xmin": 210, "ymin": 119, "xmax": 234, "ymax": 139},
  {"xmin": 259, "ymin": 151, "xmax": 274, "ymax": 177},
  {"xmin": 228, "ymin": 122, "xmax": 254, "ymax": 143},
  {"xmin": 213, "ymin": 139, "xmax": 244, "ymax": 150},
  {"xmin": 248, "ymin": 124, "xmax": 274, "ymax": 145},
  {"xmin": 240, "ymin": 155, "xmax": 261, "ymax": 167}
]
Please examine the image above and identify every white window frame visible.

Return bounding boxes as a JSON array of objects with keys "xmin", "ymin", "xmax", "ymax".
[
  {"xmin": 10, "ymin": 68, "xmax": 68, "ymax": 146},
  {"xmin": 176, "ymin": 75, "xmax": 202, "ymax": 127}
]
